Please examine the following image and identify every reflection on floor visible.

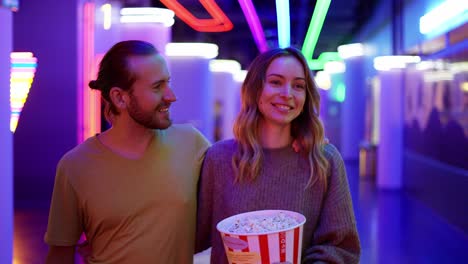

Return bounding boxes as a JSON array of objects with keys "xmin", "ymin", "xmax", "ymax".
[{"xmin": 13, "ymin": 161, "xmax": 468, "ymax": 263}]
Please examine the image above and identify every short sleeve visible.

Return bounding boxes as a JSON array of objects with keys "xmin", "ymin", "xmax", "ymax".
[
  {"xmin": 192, "ymin": 126, "xmax": 212, "ymax": 170},
  {"xmin": 44, "ymin": 158, "xmax": 83, "ymax": 246}
]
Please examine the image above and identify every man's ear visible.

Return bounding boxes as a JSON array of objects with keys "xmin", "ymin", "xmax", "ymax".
[{"xmin": 109, "ymin": 87, "xmax": 127, "ymax": 109}]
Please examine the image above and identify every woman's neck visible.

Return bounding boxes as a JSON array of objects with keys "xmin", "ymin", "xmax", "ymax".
[{"xmin": 258, "ymin": 121, "xmax": 292, "ymax": 149}]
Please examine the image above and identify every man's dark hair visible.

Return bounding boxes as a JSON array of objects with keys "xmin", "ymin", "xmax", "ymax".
[{"xmin": 89, "ymin": 40, "xmax": 159, "ymax": 115}]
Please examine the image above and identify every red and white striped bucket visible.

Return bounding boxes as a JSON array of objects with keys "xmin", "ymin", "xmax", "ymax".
[{"xmin": 216, "ymin": 210, "xmax": 306, "ymax": 264}]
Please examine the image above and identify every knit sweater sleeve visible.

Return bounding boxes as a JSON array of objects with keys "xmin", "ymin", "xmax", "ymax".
[
  {"xmin": 195, "ymin": 145, "xmax": 216, "ymax": 253},
  {"xmin": 302, "ymin": 145, "xmax": 361, "ymax": 264}
]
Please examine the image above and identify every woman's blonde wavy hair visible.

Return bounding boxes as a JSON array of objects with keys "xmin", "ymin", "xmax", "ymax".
[{"xmin": 232, "ymin": 47, "xmax": 329, "ymax": 188}]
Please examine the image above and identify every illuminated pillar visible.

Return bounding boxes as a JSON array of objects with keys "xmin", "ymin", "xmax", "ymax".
[
  {"xmin": 210, "ymin": 60, "xmax": 241, "ymax": 141},
  {"xmin": 376, "ymin": 69, "xmax": 403, "ymax": 189},
  {"xmin": 340, "ymin": 56, "xmax": 365, "ymax": 161},
  {"xmin": 166, "ymin": 43, "xmax": 218, "ymax": 142},
  {"xmin": 118, "ymin": 7, "xmax": 173, "ymax": 54},
  {"xmin": 212, "ymin": 71, "xmax": 236, "ymax": 140},
  {"xmin": 326, "ymin": 71, "xmax": 345, "ymax": 149},
  {"xmin": 233, "ymin": 70, "xmax": 247, "ymax": 116},
  {"xmin": 168, "ymin": 57, "xmax": 214, "ymax": 142},
  {"xmin": 373, "ymin": 55, "xmax": 420, "ymax": 189},
  {"xmin": 0, "ymin": 6, "xmax": 13, "ymax": 264},
  {"xmin": 94, "ymin": 2, "xmax": 122, "ymax": 54}
]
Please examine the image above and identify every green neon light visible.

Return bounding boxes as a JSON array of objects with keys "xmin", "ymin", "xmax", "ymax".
[
  {"xmin": 307, "ymin": 51, "xmax": 341, "ymax": 70},
  {"xmin": 308, "ymin": 60, "xmax": 323, "ymax": 70},
  {"xmin": 335, "ymin": 82, "xmax": 346, "ymax": 102},
  {"xmin": 318, "ymin": 52, "xmax": 341, "ymax": 61},
  {"xmin": 301, "ymin": 0, "xmax": 331, "ymax": 60}
]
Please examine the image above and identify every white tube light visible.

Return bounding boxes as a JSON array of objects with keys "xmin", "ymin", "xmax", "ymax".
[
  {"xmin": 120, "ymin": 7, "xmax": 175, "ymax": 27},
  {"xmin": 101, "ymin": 4, "xmax": 112, "ymax": 30},
  {"xmin": 337, "ymin": 43, "xmax": 364, "ymax": 59},
  {"xmin": 423, "ymin": 71, "xmax": 453, "ymax": 82},
  {"xmin": 209, "ymin": 60, "xmax": 241, "ymax": 74},
  {"xmin": 324, "ymin": 61, "xmax": 346, "ymax": 74},
  {"xmin": 462, "ymin": 82, "xmax": 468, "ymax": 92},
  {"xmin": 419, "ymin": 0, "xmax": 468, "ymax": 35},
  {"xmin": 314, "ymin": 71, "xmax": 331, "ymax": 90},
  {"xmin": 415, "ymin": 60, "xmax": 446, "ymax": 71},
  {"xmin": 373, "ymin": 56, "xmax": 421, "ymax": 71},
  {"xmin": 165, "ymin": 43, "xmax": 219, "ymax": 59},
  {"xmin": 234, "ymin": 70, "xmax": 248, "ymax": 83},
  {"xmin": 450, "ymin": 62, "xmax": 468, "ymax": 73}
]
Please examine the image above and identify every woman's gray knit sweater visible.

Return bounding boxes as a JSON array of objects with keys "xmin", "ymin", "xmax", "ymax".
[{"xmin": 196, "ymin": 139, "xmax": 360, "ymax": 264}]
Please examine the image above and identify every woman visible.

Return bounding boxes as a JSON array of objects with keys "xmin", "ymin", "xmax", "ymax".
[{"xmin": 196, "ymin": 47, "xmax": 360, "ymax": 263}]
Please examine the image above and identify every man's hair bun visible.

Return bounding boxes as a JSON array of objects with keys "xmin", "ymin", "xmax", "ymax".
[{"xmin": 89, "ymin": 80, "xmax": 101, "ymax": 90}]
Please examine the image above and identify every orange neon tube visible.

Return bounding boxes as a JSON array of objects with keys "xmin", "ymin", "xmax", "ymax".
[{"xmin": 160, "ymin": 0, "xmax": 233, "ymax": 32}]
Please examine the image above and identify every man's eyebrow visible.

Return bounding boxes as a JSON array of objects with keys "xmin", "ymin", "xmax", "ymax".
[{"xmin": 151, "ymin": 77, "xmax": 170, "ymax": 86}]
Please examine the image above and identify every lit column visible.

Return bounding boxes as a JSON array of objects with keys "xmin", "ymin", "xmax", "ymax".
[
  {"xmin": 338, "ymin": 43, "xmax": 365, "ymax": 161},
  {"xmin": 210, "ymin": 60, "xmax": 241, "ymax": 141},
  {"xmin": 0, "ymin": 6, "xmax": 13, "ymax": 264},
  {"xmin": 233, "ymin": 70, "xmax": 247, "ymax": 116},
  {"xmin": 166, "ymin": 43, "xmax": 218, "ymax": 142},
  {"xmin": 314, "ymin": 71, "xmax": 332, "ymax": 130},
  {"xmin": 376, "ymin": 69, "xmax": 404, "ymax": 189},
  {"xmin": 119, "ymin": 7, "xmax": 174, "ymax": 54},
  {"xmin": 324, "ymin": 62, "xmax": 346, "ymax": 150},
  {"xmin": 374, "ymin": 55, "xmax": 420, "ymax": 189}
]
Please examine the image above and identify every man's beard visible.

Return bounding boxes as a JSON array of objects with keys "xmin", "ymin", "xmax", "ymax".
[{"xmin": 127, "ymin": 95, "xmax": 172, "ymax": 130}]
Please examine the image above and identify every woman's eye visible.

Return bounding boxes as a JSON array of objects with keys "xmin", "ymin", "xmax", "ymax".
[{"xmin": 295, "ymin": 84, "xmax": 305, "ymax": 89}]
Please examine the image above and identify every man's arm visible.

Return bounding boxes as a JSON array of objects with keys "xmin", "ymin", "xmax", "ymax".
[{"xmin": 45, "ymin": 246, "xmax": 75, "ymax": 264}]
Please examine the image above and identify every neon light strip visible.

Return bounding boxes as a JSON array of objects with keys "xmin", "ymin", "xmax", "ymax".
[
  {"xmin": 337, "ymin": 43, "xmax": 364, "ymax": 59},
  {"xmin": 307, "ymin": 52, "xmax": 342, "ymax": 70},
  {"xmin": 10, "ymin": 52, "xmax": 37, "ymax": 133},
  {"xmin": 165, "ymin": 43, "xmax": 219, "ymax": 59},
  {"xmin": 318, "ymin": 52, "xmax": 341, "ymax": 61},
  {"xmin": 373, "ymin": 56, "xmax": 421, "ymax": 71},
  {"xmin": 10, "ymin": 52, "xmax": 33, "ymax": 59},
  {"xmin": 324, "ymin": 61, "xmax": 346, "ymax": 73},
  {"xmin": 160, "ymin": 0, "xmax": 233, "ymax": 32},
  {"xmin": 10, "ymin": 57, "xmax": 37, "ymax": 63},
  {"xmin": 120, "ymin": 7, "xmax": 175, "ymax": 16},
  {"xmin": 11, "ymin": 63, "xmax": 37, "ymax": 68},
  {"xmin": 276, "ymin": 0, "xmax": 290, "ymax": 48},
  {"xmin": 120, "ymin": 16, "xmax": 175, "ymax": 26},
  {"xmin": 301, "ymin": 0, "xmax": 331, "ymax": 59},
  {"xmin": 120, "ymin": 7, "xmax": 175, "ymax": 26},
  {"xmin": 81, "ymin": 2, "xmax": 100, "ymax": 142},
  {"xmin": 420, "ymin": 0, "xmax": 468, "ymax": 35},
  {"xmin": 234, "ymin": 70, "xmax": 248, "ymax": 82},
  {"xmin": 10, "ymin": 71, "xmax": 36, "ymax": 77},
  {"xmin": 209, "ymin": 59, "xmax": 241, "ymax": 74},
  {"xmin": 101, "ymin": 4, "xmax": 112, "ymax": 30},
  {"xmin": 314, "ymin": 71, "xmax": 331, "ymax": 90},
  {"xmin": 238, "ymin": 0, "xmax": 268, "ymax": 52}
]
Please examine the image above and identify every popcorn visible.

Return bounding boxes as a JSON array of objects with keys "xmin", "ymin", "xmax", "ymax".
[
  {"xmin": 217, "ymin": 210, "xmax": 306, "ymax": 263},
  {"xmin": 227, "ymin": 211, "xmax": 301, "ymax": 234}
]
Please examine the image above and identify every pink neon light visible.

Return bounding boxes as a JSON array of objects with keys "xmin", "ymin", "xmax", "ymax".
[
  {"xmin": 80, "ymin": 2, "xmax": 98, "ymax": 143},
  {"xmin": 238, "ymin": 0, "xmax": 268, "ymax": 52},
  {"xmin": 160, "ymin": 0, "xmax": 233, "ymax": 32},
  {"xmin": 11, "ymin": 58, "xmax": 37, "ymax": 63},
  {"xmin": 10, "ymin": 68, "xmax": 36, "ymax": 73}
]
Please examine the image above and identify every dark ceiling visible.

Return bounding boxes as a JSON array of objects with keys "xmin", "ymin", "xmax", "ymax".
[{"xmin": 146, "ymin": 0, "xmax": 378, "ymax": 68}]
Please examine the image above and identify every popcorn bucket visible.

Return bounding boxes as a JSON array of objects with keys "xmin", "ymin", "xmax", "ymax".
[{"xmin": 216, "ymin": 210, "xmax": 306, "ymax": 264}]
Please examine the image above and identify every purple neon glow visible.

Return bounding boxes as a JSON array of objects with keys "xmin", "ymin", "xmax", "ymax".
[{"xmin": 238, "ymin": 0, "xmax": 268, "ymax": 52}]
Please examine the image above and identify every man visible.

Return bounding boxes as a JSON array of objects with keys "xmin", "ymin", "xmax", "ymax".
[{"xmin": 44, "ymin": 40, "xmax": 210, "ymax": 263}]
